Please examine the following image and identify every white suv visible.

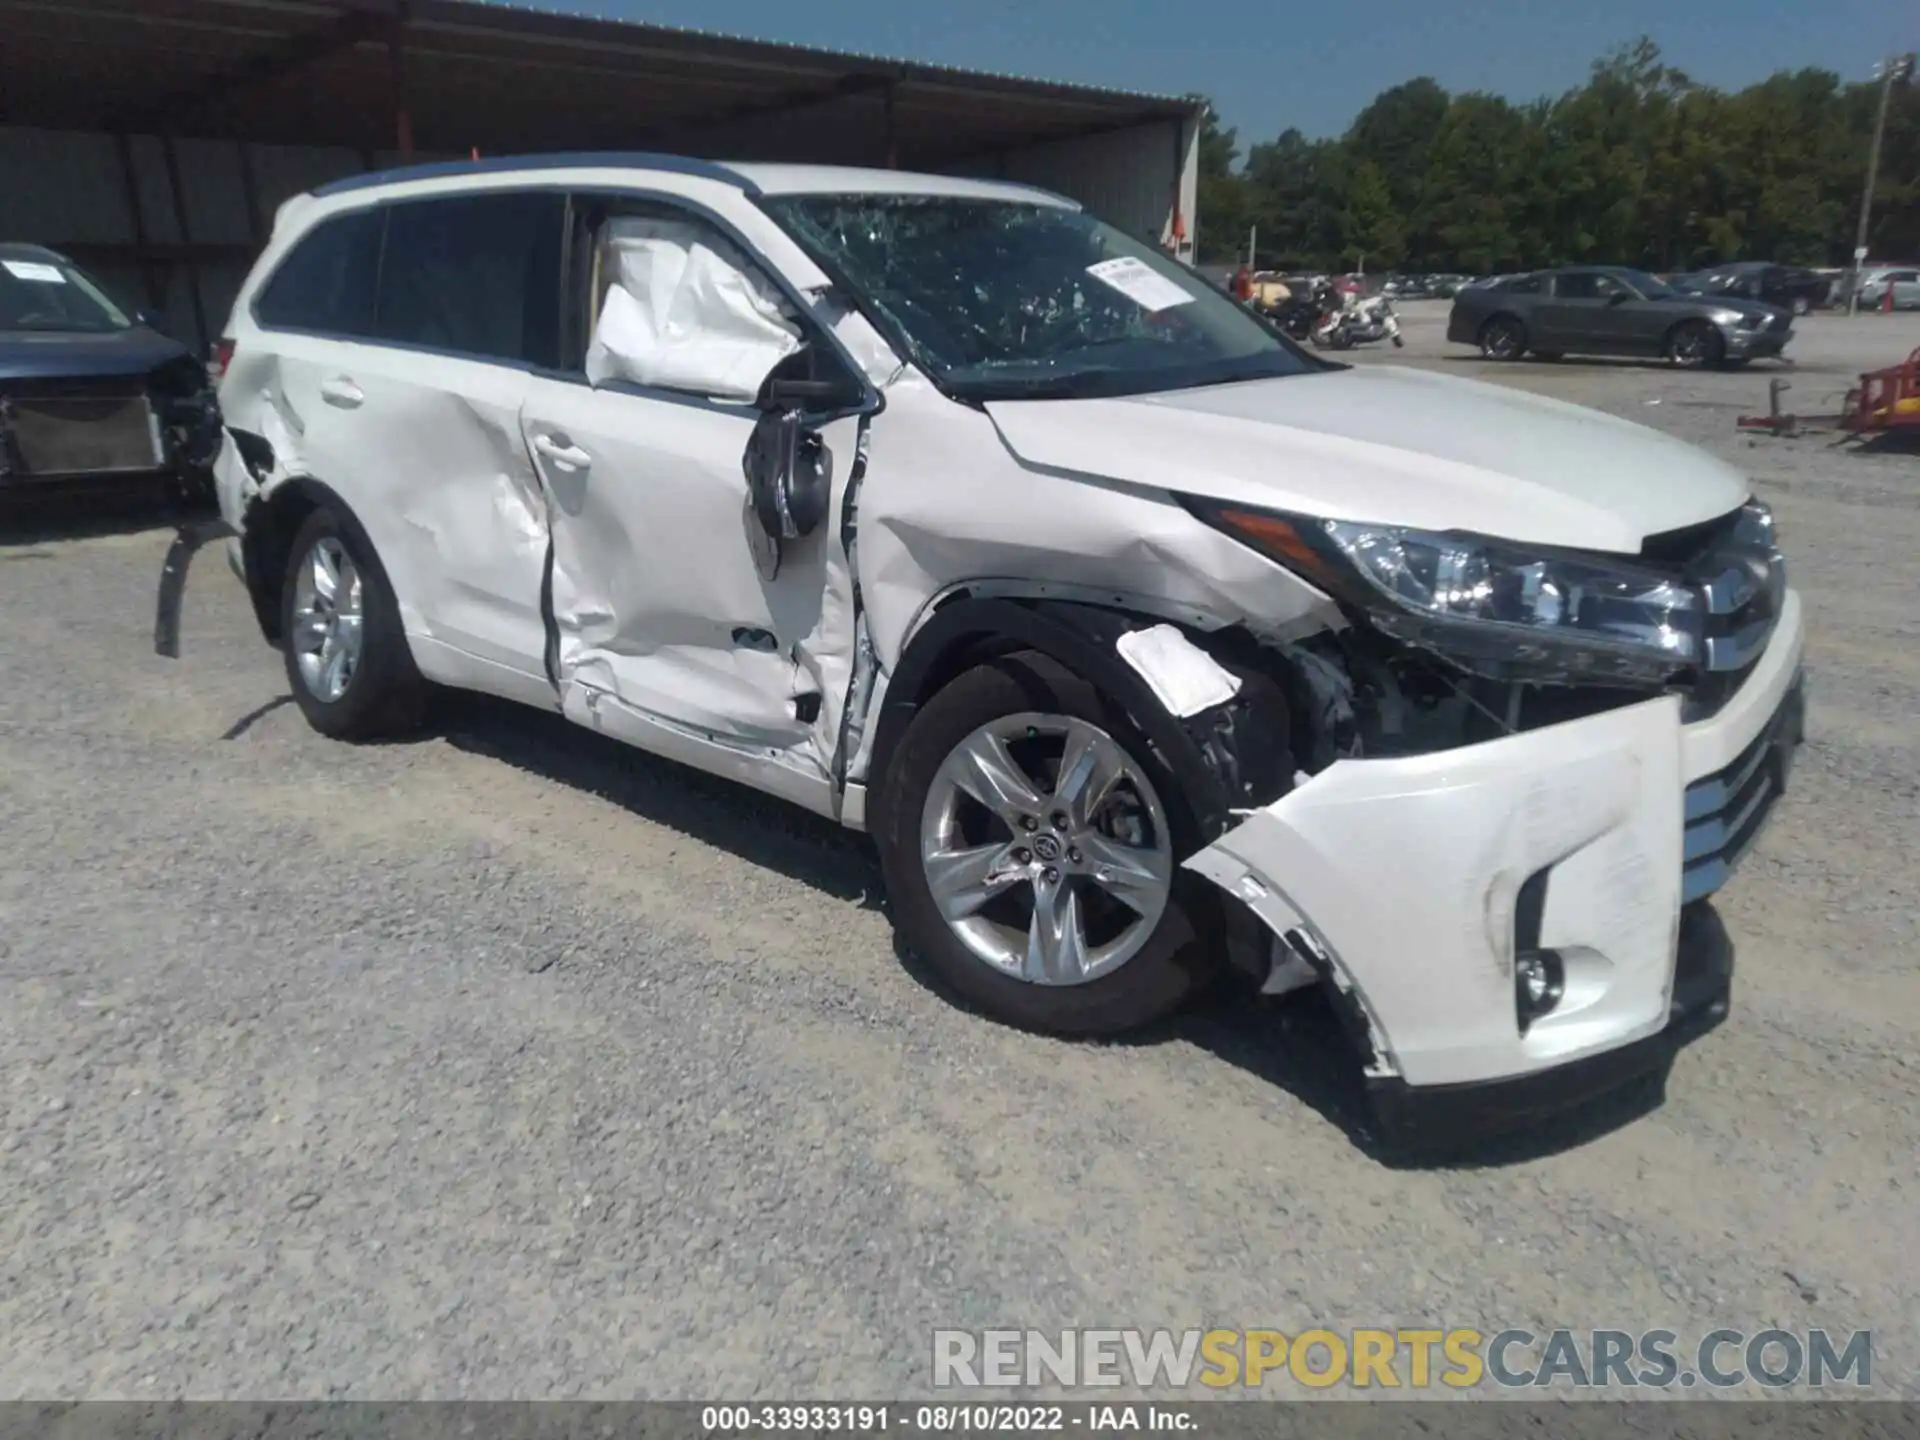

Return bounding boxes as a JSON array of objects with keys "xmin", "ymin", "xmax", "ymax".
[{"xmin": 166, "ymin": 154, "xmax": 1805, "ymax": 1147}]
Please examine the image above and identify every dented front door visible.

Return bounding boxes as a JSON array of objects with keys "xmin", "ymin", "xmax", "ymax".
[{"xmin": 519, "ymin": 376, "xmax": 861, "ymax": 770}]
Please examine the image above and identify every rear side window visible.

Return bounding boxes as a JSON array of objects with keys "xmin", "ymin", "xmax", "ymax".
[
  {"xmin": 374, "ymin": 191, "xmax": 564, "ymax": 367},
  {"xmin": 254, "ymin": 208, "xmax": 383, "ymax": 335}
]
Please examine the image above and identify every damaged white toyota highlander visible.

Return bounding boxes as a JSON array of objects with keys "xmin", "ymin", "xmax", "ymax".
[{"xmin": 157, "ymin": 155, "xmax": 1805, "ymax": 1147}]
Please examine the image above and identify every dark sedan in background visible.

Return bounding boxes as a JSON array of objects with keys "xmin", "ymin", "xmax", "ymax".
[
  {"xmin": 1, "ymin": 243, "xmax": 218, "ymax": 500},
  {"xmin": 1447, "ymin": 266, "xmax": 1793, "ymax": 368},
  {"xmin": 1670, "ymin": 261, "xmax": 1830, "ymax": 314}
]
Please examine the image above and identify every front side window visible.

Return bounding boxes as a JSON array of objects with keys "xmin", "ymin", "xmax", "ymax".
[
  {"xmin": 1602, "ymin": 269, "xmax": 1676, "ymax": 300},
  {"xmin": 375, "ymin": 191, "xmax": 564, "ymax": 367},
  {"xmin": 255, "ymin": 209, "xmax": 383, "ymax": 335},
  {"xmin": 1554, "ymin": 272, "xmax": 1604, "ymax": 300},
  {"xmin": 1, "ymin": 253, "xmax": 132, "ymax": 333},
  {"xmin": 762, "ymin": 194, "xmax": 1316, "ymax": 401}
]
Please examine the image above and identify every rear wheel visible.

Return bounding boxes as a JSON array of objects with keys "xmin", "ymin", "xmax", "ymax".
[
  {"xmin": 280, "ymin": 508, "xmax": 426, "ymax": 740},
  {"xmin": 1478, "ymin": 315, "xmax": 1526, "ymax": 360},
  {"xmin": 874, "ymin": 650, "xmax": 1216, "ymax": 1036},
  {"xmin": 1667, "ymin": 320, "xmax": 1723, "ymax": 369}
]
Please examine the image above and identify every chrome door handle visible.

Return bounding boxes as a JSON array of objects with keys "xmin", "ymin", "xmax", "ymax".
[
  {"xmin": 533, "ymin": 434, "xmax": 591, "ymax": 468},
  {"xmin": 319, "ymin": 377, "xmax": 363, "ymax": 409}
]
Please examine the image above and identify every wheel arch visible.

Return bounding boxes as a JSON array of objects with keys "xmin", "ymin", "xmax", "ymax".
[
  {"xmin": 868, "ymin": 595, "xmax": 1288, "ymax": 847},
  {"xmin": 239, "ymin": 476, "xmax": 382, "ymax": 646},
  {"xmin": 870, "ymin": 593, "xmax": 1309, "ymax": 993},
  {"xmin": 1478, "ymin": 311, "xmax": 1527, "ymax": 347}
]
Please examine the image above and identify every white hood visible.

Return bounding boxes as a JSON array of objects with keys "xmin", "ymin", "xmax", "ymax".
[{"xmin": 985, "ymin": 365, "xmax": 1751, "ymax": 554}]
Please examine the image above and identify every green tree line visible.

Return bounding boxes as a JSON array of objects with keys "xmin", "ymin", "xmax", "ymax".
[{"xmin": 1195, "ymin": 38, "xmax": 1920, "ymax": 274}]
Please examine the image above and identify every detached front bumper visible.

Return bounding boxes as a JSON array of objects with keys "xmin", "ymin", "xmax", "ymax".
[
  {"xmin": 1185, "ymin": 589, "xmax": 1805, "ymax": 1144},
  {"xmin": 1366, "ymin": 901, "xmax": 1733, "ymax": 1150}
]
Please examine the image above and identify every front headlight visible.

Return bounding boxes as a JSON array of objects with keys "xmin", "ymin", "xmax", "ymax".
[
  {"xmin": 1187, "ymin": 500, "xmax": 1704, "ymax": 686},
  {"xmin": 1709, "ymin": 307, "xmax": 1747, "ymax": 326}
]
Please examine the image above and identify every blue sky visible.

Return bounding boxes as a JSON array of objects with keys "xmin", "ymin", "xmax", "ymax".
[{"xmin": 508, "ymin": 0, "xmax": 1908, "ymax": 144}]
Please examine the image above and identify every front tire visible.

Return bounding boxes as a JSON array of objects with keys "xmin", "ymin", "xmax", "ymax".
[
  {"xmin": 280, "ymin": 507, "xmax": 426, "ymax": 740},
  {"xmin": 1478, "ymin": 315, "xmax": 1526, "ymax": 360},
  {"xmin": 874, "ymin": 650, "xmax": 1216, "ymax": 1036},
  {"xmin": 1667, "ymin": 319, "xmax": 1724, "ymax": 369}
]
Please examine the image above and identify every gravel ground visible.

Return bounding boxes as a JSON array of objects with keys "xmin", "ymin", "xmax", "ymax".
[{"xmin": 2, "ymin": 305, "xmax": 1917, "ymax": 1401}]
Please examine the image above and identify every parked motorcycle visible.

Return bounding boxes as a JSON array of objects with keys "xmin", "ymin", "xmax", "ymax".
[
  {"xmin": 1269, "ymin": 291, "xmax": 1324, "ymax": 343},
  {"xmin": 1268, "ymin": 280, "xmax": 1350, "ymax": 346},
  {"xmin": 1342, "ymin": 294, "xmax": 1405, "ymax": 348},
  {"xmin": 1310, "ymin": 305, "xmax": 1358, "ymax": 349}
]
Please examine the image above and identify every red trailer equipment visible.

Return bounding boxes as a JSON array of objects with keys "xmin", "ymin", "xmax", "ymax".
[{"xmin": 1737, "ymin": 347, "xmax": 1920, "ymax": 438}]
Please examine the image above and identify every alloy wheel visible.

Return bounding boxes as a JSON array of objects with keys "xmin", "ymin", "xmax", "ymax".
[
  {"xmin": 1669, "ymin": 321, "xmax": 1720, "ymax": 368},
  {"xmin": 918, "ymin": 713, "xmax": 1173, "ymax": 987},
  {"xmin": 289, "ymin": 536, "xmax": 364, "ymax": 703}
]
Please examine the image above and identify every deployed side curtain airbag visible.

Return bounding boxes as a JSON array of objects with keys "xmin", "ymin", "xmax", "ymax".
[{"xmin": 585, "ymin": 218, "xmax": 801, "ymax": 401}]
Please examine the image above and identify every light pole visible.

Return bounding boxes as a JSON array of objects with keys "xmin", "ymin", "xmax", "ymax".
[{"xmin": 1848, "ymin": 51, "xmax": 1915, "ymax": 316}]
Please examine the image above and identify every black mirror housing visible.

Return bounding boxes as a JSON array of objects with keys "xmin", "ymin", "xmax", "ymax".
[
  {"xmin": 754, "ymin": 342, "xmax": 863, "ymax": 415},
  {"xmin": 742, "ymin": 406, "xmax": 833, "ymax": 554}
]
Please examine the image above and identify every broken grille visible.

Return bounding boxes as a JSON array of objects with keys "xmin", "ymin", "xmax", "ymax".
[
  {"xmin": 1681, "ymin": 678, "xmax": 1802, "ymax": 904},
  {"xmin": 1641, "ymin": 507, "xmax": 1784, "ymax": 717},
  {"xmin": 2, "ymin": 392, "xmax": 163, "ymax": 478}
]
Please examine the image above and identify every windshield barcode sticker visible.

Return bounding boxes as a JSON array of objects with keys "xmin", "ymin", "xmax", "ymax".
[
  {"xmin": 3, "ymin": 260, "xmax": 67, "ymax": 283},
  {"xmin": 1086, "ymin": 256, "xmax": 1195, "ymax": 312}
]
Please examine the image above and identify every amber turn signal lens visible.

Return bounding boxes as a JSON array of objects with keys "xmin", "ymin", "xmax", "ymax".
[{"xmin": 1211, "ymin": 507, "xmax": 1339, "ymax": 586}]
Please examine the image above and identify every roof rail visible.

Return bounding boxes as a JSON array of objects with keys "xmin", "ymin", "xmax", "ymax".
[{"xmin": 312, "ymin": 152, "xmax": 756, "ymax": 199}]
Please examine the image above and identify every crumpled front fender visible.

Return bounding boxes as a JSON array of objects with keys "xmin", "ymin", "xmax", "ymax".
[{"xmin": 1186, "ymin": 695, "xmax": 1685, "ymax": 1088}]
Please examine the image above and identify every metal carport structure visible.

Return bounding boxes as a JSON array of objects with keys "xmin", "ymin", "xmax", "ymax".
[{"xmin": 0, "ymin": 0, "xmax": 1200, "ymax": 352}]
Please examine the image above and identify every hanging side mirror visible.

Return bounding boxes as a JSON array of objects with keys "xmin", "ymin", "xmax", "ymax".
[
  {"xmin": 744, "ymin": 406, "xmax": 832, "ymax": 537},
  {"xmin": 742, "ymin": 347, "xmax": 843, "ymax": 579}
]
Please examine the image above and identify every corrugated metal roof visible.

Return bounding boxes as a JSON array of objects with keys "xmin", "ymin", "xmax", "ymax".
[
  {"xmin": 0, "ymin": 0, "xmax": 1196, "ymax": 164},
  {"xmin": 456, "ymin": 0, "xmax": 1191, "ymax": 108}
]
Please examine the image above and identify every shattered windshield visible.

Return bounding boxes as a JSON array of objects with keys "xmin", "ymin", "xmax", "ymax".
[
  {"xmin": 0, "ymin": 256, "xmax": 132, "ymax": 333},
  {"xmin": 762, "ymin": 194, "xmax": 1314, "ymax": 401}
]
